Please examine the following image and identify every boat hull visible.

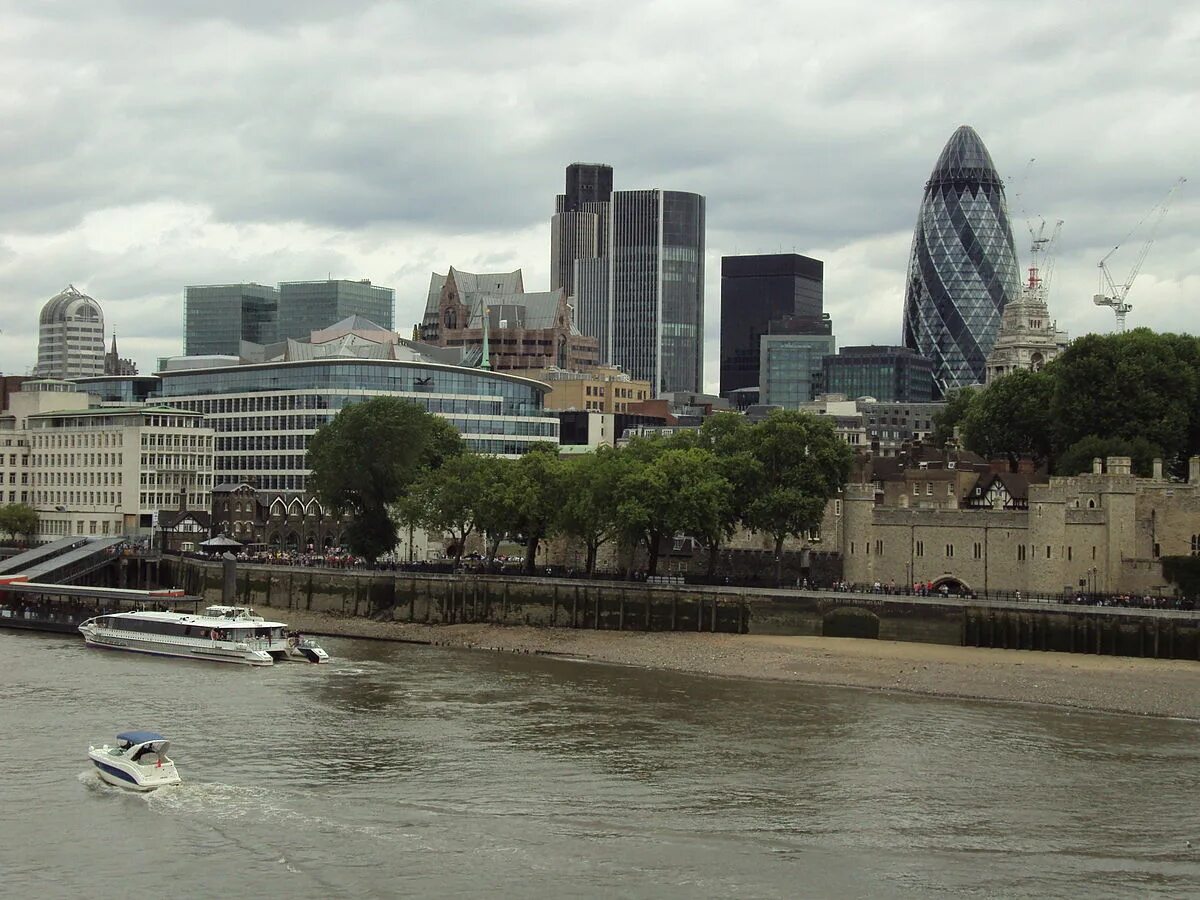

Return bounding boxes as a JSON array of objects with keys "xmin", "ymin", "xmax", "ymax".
[
  {"xmin": 88, "ymin": 752, "xmax": 181, "ymax": 791},
  {"xmin": 81, "ymin": 629, "xmax": 274, "ymax": 666}
]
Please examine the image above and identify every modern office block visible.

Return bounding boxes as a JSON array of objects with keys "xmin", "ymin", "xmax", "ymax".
[
  {"xmin": 759, "ymin": 332, "xmax": 836, "ymax": 408},
  {"xmin": 822, "ymin": 345, "xmax": 935, "ymax": 403},
  {"xmin": 158, "ymin": 318, "xmax": 558, "ymax": 494},
  {"xmin": 902, "ymin": 125, "xmax": 1020, "ymax": 394},
  {"xmin": 34, "ymin": 285, "xmax": 106, "ymax": 379},
  {"xmin": 720, "ymin": 254, "xmax": 825, "ymax": 396},
  {"xmin": 184, "ymin": 283, "xmax": 279, "ymax": 356},
  {"xmin": 276, "ymin": 279, "xmax": 393, "ymax": 342}
]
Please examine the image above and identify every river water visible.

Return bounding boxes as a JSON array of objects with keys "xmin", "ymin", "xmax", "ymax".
[{"xmin": 1, "ymin": 630, "xmax": 1197, "ymax": 898}]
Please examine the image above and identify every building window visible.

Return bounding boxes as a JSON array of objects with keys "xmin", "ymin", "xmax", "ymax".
[
  {"xmin": 850, "ymin": 542, "xmax": 855, "ymax": 555},
  {"xmin": 1046, "ymin": 545, "xmax": 1052, "ymax": 559},
  {"xmin": 1192, "ymin": 535, "xmax": 1200, "ymax": 557},
  {"xmin": 973, "ymin": 542, "xmax": 982, "ymax": 560},
  {"xmin": 1067, "ymin": 546, "xmax": 1073, "ymax": 561},
  {"xmin": 925, "ymin": 482, "xmax": 933, "ymax": 495},
  {"xmin": 874, "ymin": 539, "xmax": 883, "ymax": 555},
  {"xmin": 915, "ymin": 540, "xmax": 924, "ymax": 558},
  {"xmin": 945, "ymin": 543, "xmax": 954, "ymax": 558},
  {"xmin": 1018, "ymin": 545, "xmax": 1026, "ymax": 561}
]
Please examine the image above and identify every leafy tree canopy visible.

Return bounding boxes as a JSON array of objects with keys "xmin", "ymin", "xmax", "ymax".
[
  {"xmin": 961, "ymin": 369, "xmax": 1054, "ymax": 471},
  {"xmin": 930, "ymin": 387, "xmax": 976, "ymax": 448},
  {"xmin": 307, "ymin": 398, "xmax": 462, "ymax": 559},
  {"xmin": 1049, "ymin": 329, "xmax": 1200, "ymax": 465},
  {"xmin": 0, "ymin": 503, "xmax": 38, "ymax": 541},
  {"xmin": 1054, "ymin": 435, "xmax": 1161, "ymax": 478}
]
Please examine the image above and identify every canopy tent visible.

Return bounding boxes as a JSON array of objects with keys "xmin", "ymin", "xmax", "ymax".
[{"xmin": 199, "ymin": 534, "xmax": 243, "ymax": 549}]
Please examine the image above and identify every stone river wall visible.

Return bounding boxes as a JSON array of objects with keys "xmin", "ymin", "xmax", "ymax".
[{"xmin": 161, "ymin": 559, "xmax": 1200, "ymax": 661}]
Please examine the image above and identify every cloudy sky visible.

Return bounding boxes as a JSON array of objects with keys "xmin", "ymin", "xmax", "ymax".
[{"xmin": 1, "ymin": 0, "xmax": 1196, "ymax": 392}]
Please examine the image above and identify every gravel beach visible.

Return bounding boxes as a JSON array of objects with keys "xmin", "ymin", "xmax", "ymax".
[{"xmin": 266, "ymin": 605, "xmax": 1200, "ymax": 720}]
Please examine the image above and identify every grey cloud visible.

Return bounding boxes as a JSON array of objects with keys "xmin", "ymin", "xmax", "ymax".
[{"xmin": 0, "ymin": 0, "xmax": 1196, "ymax": 383}]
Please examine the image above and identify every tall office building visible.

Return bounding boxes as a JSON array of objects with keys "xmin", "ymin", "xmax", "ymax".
[
  {"xmin": 34, "ymin": 285, "xmax": 106, "ymax": 379},
  {"xmin": 559, "ymin": 167, "xmax": 705, "ymax": 395},
  {"xmin": 277, "ymin": 279, "xmax": 394, "ymax": 342},
  {"xmin": 184, "ymin": 283, "xmax": 279, "ymax": 356},
  {"xmin": 551, "ymin": 163, "xmax": 613, "ymax": 298},
  {"xmin": 719, "ymin": 253, "xmax": 824, "ymax": 396},
  {"xmin": 902, "ymin": 125, "xmax": 1020, "ymax": 395}
]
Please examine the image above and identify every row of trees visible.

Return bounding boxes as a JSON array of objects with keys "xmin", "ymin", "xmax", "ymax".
[
  {"xmin": 307, "ymin": 398, "xmax": 854, "ymax": 576},
  {"xmin": 933, "ymin": 329, "xmax": 1200, "ymax": 477}
]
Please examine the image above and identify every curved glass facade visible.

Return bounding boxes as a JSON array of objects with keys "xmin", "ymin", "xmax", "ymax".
[
  {"xmin": 158, "ymin": 359, "xmax": 557, "ymax": 492},
  {"xmin": 902, "ymin": 126, "xmax": 1020, "ymax": 395}
]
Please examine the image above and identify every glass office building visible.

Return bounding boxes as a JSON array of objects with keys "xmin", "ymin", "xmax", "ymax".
[
  {"xmin": 902, "ymin": 125, "xmax": 1020, "ymax": 395},
  {"xmin": 720, "ymin": 254, "xmax": 824, "ymax": 396},
  {"xmin": 184, "ymin": 283, "xmax": 279, "ymax": 356},
  {"xmin": 276, "ymin": 280, "xmax": 394, "ymax": 341},
  {"xmin": 822, "ymin": 345, "xmax": 935, "ymax": 403},
  {"xmin": 157, "ymin": 354, "xmax": 557, "ymax": 493},
  {"xmin": 551, "ymin": 166, "xmax": 705, "ymax": 396},
  {"xmin": 759, "ymin": 332, "xmax": 835, "ymax": 408}
]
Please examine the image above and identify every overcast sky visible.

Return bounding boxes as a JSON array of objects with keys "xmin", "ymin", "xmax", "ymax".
[{"xmin": 1, "ymin": 0, "xmax": 1196, "ymax": 393}]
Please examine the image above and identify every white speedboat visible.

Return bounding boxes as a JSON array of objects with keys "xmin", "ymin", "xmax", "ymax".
[
  {"xmin": 284, "ymin": 634, "xmax": 330, "ymax": 663},
  {"xmin": 79, "ymin": 606, "xmax": 289, "ymax": 666},
  {"xmin": 88, "ymin": 731, "xmax": 181, "ymax": 791}
]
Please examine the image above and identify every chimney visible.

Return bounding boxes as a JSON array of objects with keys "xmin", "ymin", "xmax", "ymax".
[
  {"xmin": 1092, "ymin": 457, "xmax": 1103, "ymax": 475},
  {"xmin": 1017, "ymin": 457, "xmax": 1036, "ymax": 475},
  {"xmin": 1106, "ymin": 456, "xmax": 1131, "ymax": 476},
  {"xmin": 1153, "ymin": 458, "xmax": 1163, "ymax": 481},
  {"xmin": 1190, "ymin": 456, "xmax": 1200, "ymax": 484}
]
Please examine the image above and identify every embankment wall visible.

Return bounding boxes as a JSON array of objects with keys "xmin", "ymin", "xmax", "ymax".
[{"xmin": 161, "ymin": 559, "xmax": 1200, "ymax": 661}]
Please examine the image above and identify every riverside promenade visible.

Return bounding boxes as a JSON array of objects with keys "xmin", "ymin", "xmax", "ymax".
[{"xmin": 166, "ymin": 557, "xmax": 1200, "ymax": 661}]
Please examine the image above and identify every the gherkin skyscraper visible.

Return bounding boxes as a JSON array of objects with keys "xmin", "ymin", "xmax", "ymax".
[{"xmin": 902, "ymin": 125, "xmax": 1020, "ymax": 395}]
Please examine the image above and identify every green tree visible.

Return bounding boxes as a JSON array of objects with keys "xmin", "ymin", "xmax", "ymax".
[
  {"xmin": 508, "ymin": 443, "xmax": 564, "ymax": 573},
  {"xmin": 0, "ymin": 503, "xmax": 38, "ymax": 542},
  {"xmin": 614, "ymin": 442, "xmax": 733, "ymax": 577},
  {"xmin": 930, "ymin": 387, "xmax": 976, "ymax": 448},
  {"xmin": 741, "ymin": 410, "xmax": 853, "ymax": 585},
  {"xmin": 1054, "ymin": 435, "xmax": 1161, "ymax": 478},
  {"xmin": 1049, "ymin": 330, "xmax": 1200, "ymax": 467},
  {"xmin": 557, "ymin": 447, "xmax": 629, "ymax": 574},
  {"xmin": 307, "ymin": 398, "xmax": 462, "ymax": 560},
  {"xmin": 412, "ymin": 453, "xmax": 494, "ymax": 568},
  {"xmin": 470, "ymin": 455, "xmax": 522, "ymax": 566},
  {"xmin": 960, "ymin": 369, "xmax": 1054, "ymax": 471},
  {"xmin": 695, "ymin": 413, "xmax": 763, "ymax": 575}
]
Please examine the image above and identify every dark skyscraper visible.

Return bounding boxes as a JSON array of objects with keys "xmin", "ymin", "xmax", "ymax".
[
  {"xmin": 719, "ymin": 253, "xmax": 824, "ymax": 396},
  {"xmin": 563, "ymin": 163, "xmax": 613, "ymax": 212},
  {"xmin": 551, "ymin": 163, "xmax": 613, "ymax": 298},
  {"xmin": 902, "ymin": 125, "xmax": 1020, "ymax": 395},
  {"xmin": 822, "ymin": 345, "xmax": 935, "ymax": 403}
]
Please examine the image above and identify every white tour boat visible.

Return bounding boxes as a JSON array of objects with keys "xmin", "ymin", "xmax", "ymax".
[
  {"xmin": 88, "ymin": 731, "xmax": 182, "ymax": 791},
  {"xmin": 78, "ymin": 605, "xmax": 290, "ymax": 666}
]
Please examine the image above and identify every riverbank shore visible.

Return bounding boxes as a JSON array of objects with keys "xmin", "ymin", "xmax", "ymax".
[{"xmin": 265, "ymin": 606, "xmax": 1200, "ymax": 720}]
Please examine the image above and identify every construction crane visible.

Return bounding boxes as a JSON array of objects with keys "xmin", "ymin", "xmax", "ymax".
[
  {"xmin": 1094, "ymin": 176, "xmax": 1187, "ymax": 331},
  {"xmin": 1026, "ymin": 217, "xmax": 1064, "ymax": 293}
]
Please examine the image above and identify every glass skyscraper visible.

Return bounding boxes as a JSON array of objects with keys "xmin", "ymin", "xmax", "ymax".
[
  {"xmin": 571, "ymin": 188, "xmax": 705, "ymax": 395},
  {"xmin": 184, "ymin": 283, "xmax": 279, "ymax": 356},
  {"xmin": 902, "ymin": 125, "xmax": 1020, "ymax": 395},
  {"xmin": 277, "ymin": 279, "xmax": 394, "ymax": 342}
]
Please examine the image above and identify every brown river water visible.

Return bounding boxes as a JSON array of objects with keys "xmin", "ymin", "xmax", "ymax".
[{"xmin": 1, "ymin": 628, "xmax": 1197, "ymax": 898}]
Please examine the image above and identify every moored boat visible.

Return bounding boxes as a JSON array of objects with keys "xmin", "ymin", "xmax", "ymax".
[
  {"xmin": 78, "ymin": 606, "xmax": 289, "ymax": 666},
  {"xmin": 88, "ymin": 731, "xmax": 181, "ymax": 791}
]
